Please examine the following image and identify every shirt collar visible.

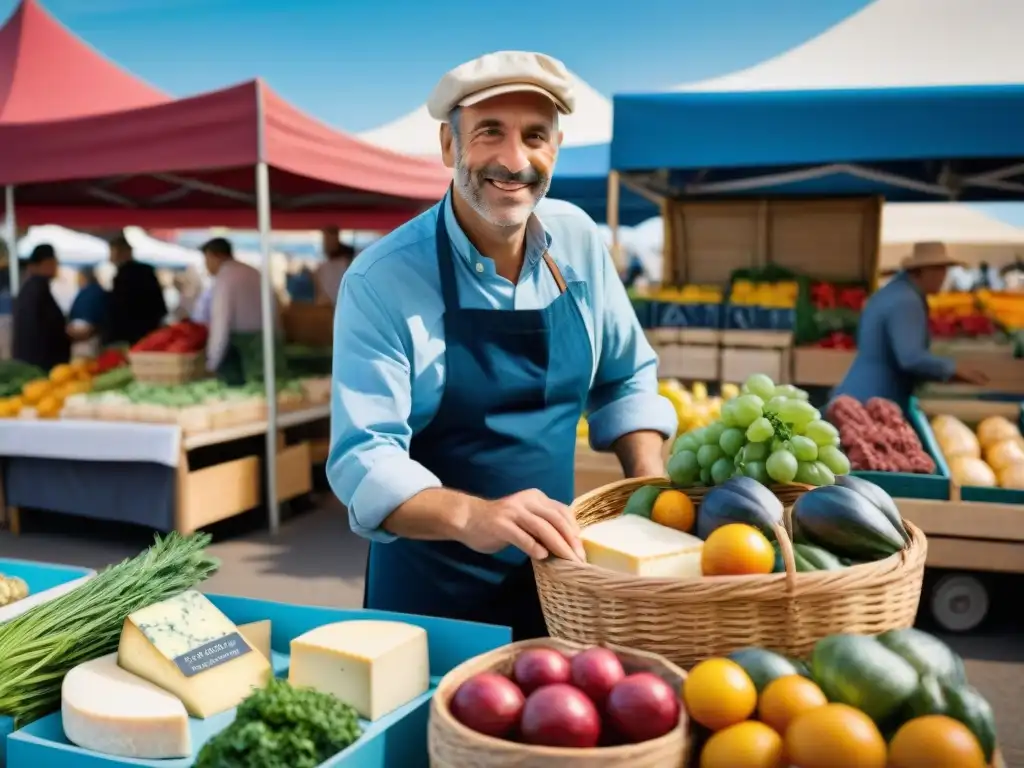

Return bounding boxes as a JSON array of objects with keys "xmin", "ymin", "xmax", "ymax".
[{"xmin": 442, "ymin": 189, "xmax": 552, "ymax": 279}]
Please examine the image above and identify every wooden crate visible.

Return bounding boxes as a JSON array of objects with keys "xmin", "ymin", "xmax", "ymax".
[
  {"xmin": 130, "ymin": 351, "xmax": 207, "ymax": 385},
  {"xmin": 720, "ymin": 330, "xmax": 792, "ymax": 384},
  {"xmin": 282, "ymin": 303, "xmax": 333, "ymax": 347},
  {"xmin": 658, "ymin": 343, "xmax": 719, "ymax": 381},
  {"xmin": 792, "ymin": 347, "xmax": 856, "ymax": 387}
]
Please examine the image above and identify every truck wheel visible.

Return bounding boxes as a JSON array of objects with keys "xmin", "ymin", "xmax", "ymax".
[{"xmin": 929, "ymin": 573, "xmax": 989, "ymax": 633}]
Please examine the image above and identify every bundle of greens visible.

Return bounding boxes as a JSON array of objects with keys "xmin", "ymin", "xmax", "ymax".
[
  {"xmin": 0, "ymin": 532, "xmax": 219, "ymax": 725},
  {"xmin": 195, "ymin": 678, "xmax": 363, "ymax": 768}
]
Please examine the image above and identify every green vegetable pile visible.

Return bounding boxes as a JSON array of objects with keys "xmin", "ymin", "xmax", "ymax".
[
  {"xmin": 87, "ymin": 378, "xmax": 306, "ymax": 406},
  {"xmin": 0, "ymin": 360, "xmax": 45, "ymax": 397},
  {"xmin": 0, "ymin": 533, "xmax": 219, "ymax": 726},
  {"xmin": 195, "ymin": 678, "xmax": 363, "ymax": 768}
]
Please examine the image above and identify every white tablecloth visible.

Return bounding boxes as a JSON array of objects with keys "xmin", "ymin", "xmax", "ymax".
[{"xmin": 0, "ymin": 419, "xmax": 182, "ymax": 467}]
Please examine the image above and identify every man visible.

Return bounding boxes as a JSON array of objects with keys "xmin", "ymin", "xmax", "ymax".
[
  {"xmin": 201, "ymin": 237, "xmax": 281, "ymax": 384},
  {"xmin": 329, "ymin": 51, "xmax": 676, "ymax": 640},
  {"xmin": 314, "ymin": 227, "xmax": 354, "ymax": 305},
  {"xmin": 108, "ymin": 234, "xmax": 167, "ymax": 346},
  {"xmin": 67, "ymin": 266, "xmax": 109, "ymax": 358},
  {"xmin": 834, "ymin": 242, "xmax": 988, "ymax": 411},
  {"xmin": 13, "ymin": 244, "xmax": 71, "ymax": 371}
]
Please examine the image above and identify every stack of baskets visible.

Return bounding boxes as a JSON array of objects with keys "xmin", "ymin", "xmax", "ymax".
[
  {"xmin": 128, "ymin": 350, "xmax": 207, "ymax": 385},
  {"xmin": 533, "ymin": 477, "xmax": 928, "ymax": 669}
]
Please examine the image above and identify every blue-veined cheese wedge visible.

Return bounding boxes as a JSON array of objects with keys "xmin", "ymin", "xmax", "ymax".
[
  {"xmin": 117, "ymin": 590, "xmax": 271, "ymax": 719},
  {"xmin": 581, "ymin": 515, "xmax": 704, "ymax": 578}
]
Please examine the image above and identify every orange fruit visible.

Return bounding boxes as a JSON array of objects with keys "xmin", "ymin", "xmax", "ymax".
[
  {"xmin": 888, "ymin": 715, "xmax": 987, "ymax": 768},
  {"xmin": 757, "ymin": 675, "xmax": 827, "ymax": 734},
  {"xmin": 700, "ymin": 721, "xmax": 784, "ymax": 768},
  {"xmin": 652, "ymin": 490, "xmax": 696, "ymax": 532},
  {"xmin": 701, "ymin": 524, "xmax": 775, "ymax": 576},
  {"xmin": 684, "ymin": 658, "xmax": 757, "ymax": 731},
  {"xmin": 784, "ymin": 703, "xmax": 886, "ymax": 768}
]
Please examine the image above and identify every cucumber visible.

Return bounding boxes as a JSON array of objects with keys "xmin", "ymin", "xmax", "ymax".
[
  {"xmin": 792, "ymin": 543, "xmax": 845, "ymax": 571},
  {"xmin": 726, "ymin": 648, "xmax": 803, "ymax": 693},
  {"xmin": 789, "ymin": 657, "xmax": 812, "ymax": 679},
  {"xmin": 811, "ymin": 634, "xmax": 919, "ymax": 723},
  {"xmin": 876, "ymin": 628, "xmax": 966, "ymax": 687},
  {"xmin": 622, "ymin": 485, "xmax": 664, "ymax": 518},
  {"xmin": 771, "ymin": 542, "xmax": 785, "ymax": 573},
  {"xmin": 944, "ymin": 684, "xmax": 997, "ymax": 763}
]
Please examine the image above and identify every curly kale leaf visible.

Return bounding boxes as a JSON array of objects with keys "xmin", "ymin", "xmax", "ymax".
[{"xmin": 195, "ymin": 678, "xmax": 362, "ymax": 768}]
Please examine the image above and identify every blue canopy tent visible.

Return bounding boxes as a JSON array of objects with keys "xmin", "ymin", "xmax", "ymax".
[
  {"xmin": 610, "ymin": 84, "xmax": 1024, "ymax": 202},
  {"xmin": 549, "ymin": 143, "xmax": 657, "ymax": 225}
]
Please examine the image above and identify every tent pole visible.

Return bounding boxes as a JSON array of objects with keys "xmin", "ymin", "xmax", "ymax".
[
  {"xmin": 4, "ymin": 186, "xmax": 17, "ymax": 298},
  {"xmin": 255, "ymin": 161, "xmax": 280, "ymax": 534},
  {"xmin": 607, "ymin": 171, "xmax": 622, "ymax": 273}
]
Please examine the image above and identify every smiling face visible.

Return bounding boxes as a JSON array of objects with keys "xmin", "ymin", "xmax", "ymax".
[{"xmin": 441, "ymin": 91, "xmax": 562, "ymax": 229}]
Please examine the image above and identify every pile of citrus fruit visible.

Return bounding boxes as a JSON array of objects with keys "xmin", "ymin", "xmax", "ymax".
[{"xmin": 682, "ymin": 630, "xmax": 996, "ymax": 768}]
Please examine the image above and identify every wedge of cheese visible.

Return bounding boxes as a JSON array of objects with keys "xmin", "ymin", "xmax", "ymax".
[
  {"xmin": 289, "ymin": 620, "xmax": 429, "ymax": 721},
  {"xmin": 581, "ymin": 514, "xmax": 704, "ymax": 578},
  {"xmin": 117, "ymin": 590, "xmax": 271, "ymax": 719},
  {"xmin": 238, "ymin": 620, "xmax": 272, "ymax": 660},
  {"xmin": 62, "ymin": 653, "xmax": 190, "ymax": 759}
]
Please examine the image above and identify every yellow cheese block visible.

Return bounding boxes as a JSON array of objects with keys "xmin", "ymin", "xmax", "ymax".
[
  {"xmin": 238, "ymin": 620, "xmax": 272, "ymax": 660},
  {"xmin": 117, "ymin": 590, "xmax": 272, "ymax": 719},
  {"xmin": 289, "ymin": 620, "xmax": 429, "ymax": 721},
  {"xmin": 582, "ymin": 514, "xmax": 704, "ymax": 578}
]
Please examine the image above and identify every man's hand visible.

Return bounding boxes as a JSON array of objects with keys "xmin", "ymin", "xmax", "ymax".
[
  {"xmin": 454, "ymin": 489, "xmax": 586, "ymax": 563},
  {"xmin": 952, "ymin": 365, "xmax": 990, "ymax": 386}
]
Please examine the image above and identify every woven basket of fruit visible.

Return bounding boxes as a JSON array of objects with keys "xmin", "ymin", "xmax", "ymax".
[
  {"xmin": 534, "ymin": 474, "xmax": 927, "ymax": 669},
  {"xmin": 429, "ymin": 638, "xmax": 688, "ymax": 767}
]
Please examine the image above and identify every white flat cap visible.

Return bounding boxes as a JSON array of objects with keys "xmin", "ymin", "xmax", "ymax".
[{"xmin": 427, "ymin": 51, "xmax": 576, "ymax": 121}]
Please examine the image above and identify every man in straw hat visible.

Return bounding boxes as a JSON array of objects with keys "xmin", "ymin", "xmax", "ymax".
[
  {"xmin": 328, "ymin": 51, "xmax": 677, "ymax": 639},
  {"xmin": 834, "ymin": 241, "xmax": 988, "ymax": 411}
]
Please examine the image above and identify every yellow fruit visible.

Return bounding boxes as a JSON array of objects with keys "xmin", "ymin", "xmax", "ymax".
[
  {"xmin": 887, "ymin": 715, "xmax": 987, "ymax": 768},
  {"xmin": 651, "ymin": 490, "xmax": 696, "ymax": 532},
  {"xmin": 784, "ymin": 703, "xmax": 886, "ymax": 768},
  {"xmin": 701, "ymin": 524, "xmax": 775, "ymax": 576},
  {"xmin": 692, "ymin": 382, "xmax": 708, "ymax": 402},
  {"xmin": 700, "ymin": 720, "xmax": 784, "ymax": 768},
  {"xmin": 36, "ymin": 396, "xmax": 63, "ymax": 419},
  {"xmin": 977, "ymin": 416, "xmax": 1021, "ymax": 450},
  {"xmin": 684, "ymin": 658, "xmax": 757, "ymax": 731},
  {"xmin": 21, "ymin": 379, "xmax": 52, "ymax": 405},
  {"xmin": 721, "ymin": 383, "xmax": 740, "ymax": 400},
  {"xmin": 757, "ymin": 675, "xmax": 827, "ymax": 734},
  {"xmin": 48, "ymin": 363, "xmax": 75, "ymax": 385}
]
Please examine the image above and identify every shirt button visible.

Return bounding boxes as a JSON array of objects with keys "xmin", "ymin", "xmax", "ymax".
[{"xmin": 475, "ymin": 263, "xmax": 484, "ymax": 273}]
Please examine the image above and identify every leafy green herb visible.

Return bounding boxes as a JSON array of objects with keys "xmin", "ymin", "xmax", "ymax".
[
  {"xmin": 0, "ymin": 532, "xmax": 219, "ymax": 725},
  {"xmin": 765, "ymin": 411, "xmax": 793, "ymax": 442},
  {"xmin": 194, "ymin": 678, "xmax": 363, "ymax": 768}
]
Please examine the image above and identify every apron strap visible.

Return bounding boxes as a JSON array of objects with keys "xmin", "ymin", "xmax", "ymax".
[{"xmin": 542, "ymin": 253, "xmax": 568, "ymax": 295}]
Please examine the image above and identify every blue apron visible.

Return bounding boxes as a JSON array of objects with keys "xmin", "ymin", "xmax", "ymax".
[{"xmin": 363, "ymin": 206, "xmax": 593, "ymax": 640}]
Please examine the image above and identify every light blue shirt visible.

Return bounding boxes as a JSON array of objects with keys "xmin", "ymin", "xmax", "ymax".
[
  {"xmin": 329, "ymin": 193, "xmax": 678, "ymax": 542},
  {"xmin": 835, "ymin": 271, "xmax": 956, "ymax": 409}
]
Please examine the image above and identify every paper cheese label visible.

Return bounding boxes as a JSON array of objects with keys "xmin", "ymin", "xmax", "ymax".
[{"xmin": 172, "ymin": 631, "xmax": 252, "ymax": 677}]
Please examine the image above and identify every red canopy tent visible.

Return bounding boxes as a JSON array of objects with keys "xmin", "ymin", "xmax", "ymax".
[{"xmin": 0, "ymin": 0, "xmax": 169, "ymax": 123}]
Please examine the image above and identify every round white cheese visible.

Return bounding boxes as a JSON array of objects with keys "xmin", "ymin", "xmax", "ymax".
[{"xmin": 62, "ymin": 653, "xmax": 191, "ymax": 759}]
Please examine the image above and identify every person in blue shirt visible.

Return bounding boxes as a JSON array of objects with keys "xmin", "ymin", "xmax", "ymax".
[
  {"xmin": 67, "ymin": 266, "xmax": 110, "ymax": 354},
  {"xmin": 329, "ymin": 51, "xmax": 677, "ymax": 639},
  {"xmin": 834, "ymin": 242, "xmax": 988, "ymax": 411}
]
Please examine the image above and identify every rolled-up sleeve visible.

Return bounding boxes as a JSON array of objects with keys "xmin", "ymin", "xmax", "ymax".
[
  {"xmin": 328, "ymin": 274, "xmax": 442, "ymax": 541},
  {"xmin": 885, "ymin": 293, "xmax": 956, "ymax": 382},
  {"xmin": 586, "ymin": 237, "xmax": 677, "ymax": 450}
]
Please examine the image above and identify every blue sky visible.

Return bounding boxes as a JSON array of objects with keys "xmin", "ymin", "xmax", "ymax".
[{"xmin": 3, "ymin": 0, "xmax": 1022, "ymax": 226}]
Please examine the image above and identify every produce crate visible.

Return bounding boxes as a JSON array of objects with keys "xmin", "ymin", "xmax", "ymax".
[
  {"xmin": 282, "ymin": 304, "xmax": 334, "ymax": 348},
  {"xmin": 791, "ymin": 346, "xmax": 856, "ymax": 387},
  {"xmin": 915, "ymin": 398, "xmax": 1024, "ymax": 506},
  {"xmin": 0, "ymin": 559, "xmax": 96, "ymax": 761},
  {"xmin": 849, "ymin": 399, "xmax": 951, "ymax": 501},
  {"xmin": 719, "ymin": 330, "xmax": 791, "ymax": 385},
  {"xmin": 5, "ymin": 594, "xmax": 510, "ymax": 768},
  {"xmin": 128, "ymin": 351, "xmax": 207, "ymax": 386}
]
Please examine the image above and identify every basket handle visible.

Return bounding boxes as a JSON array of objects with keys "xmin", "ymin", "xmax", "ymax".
[{"xmin": 773, "ymin": 521, "xmax": 798, "ymax": 593}]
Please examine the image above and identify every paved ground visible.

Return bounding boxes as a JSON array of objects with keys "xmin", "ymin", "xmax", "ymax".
[{"xmin": 2, "ymin": 496, "xmax": 1021, "ymax": 766}]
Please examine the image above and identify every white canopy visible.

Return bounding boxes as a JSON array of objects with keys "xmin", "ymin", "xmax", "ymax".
[
  {"xmin": 675, "ymin": 0, "xmax": 1024, "ymax": 91},
  {"xmin": 357, "ymin": 70, "xmax": 613, "ymax": 156},
  {"xmin": 17, "ymin": 226, "xmax": 108, "ymax": 266},
  {"xmin": 123, "ymin": 227, "xmax": 202, "ymax": 270}
]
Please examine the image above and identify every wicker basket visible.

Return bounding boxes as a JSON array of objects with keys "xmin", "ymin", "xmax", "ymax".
[
  {"xmin": 129, "ymin": 351, "xmax": 207, "ymax": 385},
  {"xmin": 429, "ymin": 638, "xmax": 688, "ymax": 768},
  {"xmin": 534, "ymin": 477, "xmax": 927, "ymax": 669}
]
